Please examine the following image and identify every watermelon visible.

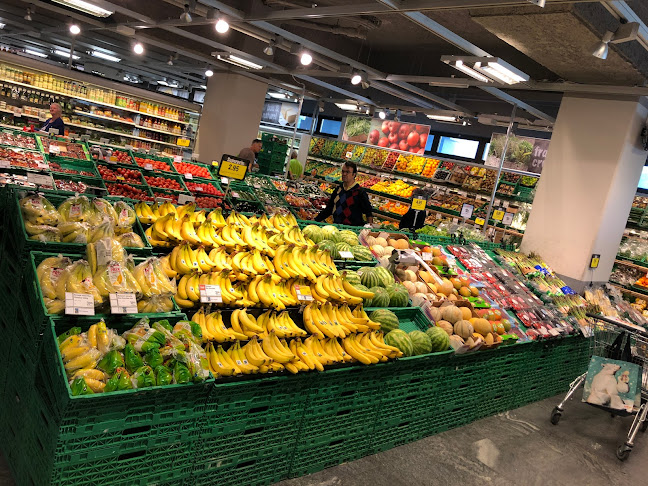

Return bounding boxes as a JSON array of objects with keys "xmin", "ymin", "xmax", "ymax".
[
  {"xmin": 384, "ymin": 329, "xmax": 414, "ymax": 357},
  {"xmin": 303, "ymin": 225, "xmax": 324, "ymax": 243},
  {"xmin": 289, "ymin": 158, "xmax": 303, "ymax": 177},
  {"xmin": 351, "ymin": 245, "xmax": 373, "ymax": 261},
  {"xmin": 369, "ymin": 309, "xmax": 399, "ymax": 333},
  {"xmin": 388, "ymin": 287, "xmax": 409, "ymax": 307},
  {"xmin": 409, "ymin": 330, "xmax": 433, "ymax": 355},
  {"xmin": 321, "ymin": 225, "xmax": 338, "ymax": 240},
  {"xmin": 335, "ymin": 241, "xmax": 352, "ymax": 254},
  {"xmin": 425, "ymin": 327, "xmax": 450, "ymax": 352},
  {"xmin": 374, "ymin": 266, "xmax": 395, "ymax": 287},
  {"xmin": 343, "ymin": 270, "xmax": 361, "ymax": 286},
  {"xmin": 355, "ymin": 284, "xmax": 373, "ymax": 306},
  {"xmin": 359, "ymin": 268, "xmax": 381, "ymax": 288},
  {"xmin": 338, "ymin": 230, "xmax": 359, "ymax": 246},
  {"xmin": 318, "ymin": 239, "xmax": 339, "ymax": 259},
  {"xmin": 369, "ymin": 287, "xmax": 390, "ymax": 307}
]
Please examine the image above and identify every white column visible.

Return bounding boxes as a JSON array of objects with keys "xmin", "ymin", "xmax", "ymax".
[
  {"xmin": 196, "ymin": 73, "xmax": 268, "ymax": 163},
  {"xmin": 521, "ymin": 95, "xmax": 648, "ymax": 290}
]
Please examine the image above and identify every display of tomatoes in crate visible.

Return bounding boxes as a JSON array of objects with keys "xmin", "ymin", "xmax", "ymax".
[
  {"xmin": 174, "ymin": 162, "xmax": 211, "ymax": 179},
  {"xmin": 184, "ymin": 182, "xmax": 223, "ymax": 196},
  {"xmin": 106, "ymin": 150, "xmax": 133, "ymax": 164},
  {"xmin": 144, "ymin": 175, "xmax": 182, "ymax": 190},
  {"xmin": 135, "ymin": 157, "xmax": 172, "ymax": 172},
  {"xmin": 106, "ymin": 183, "xmax": 152, "ymax": 201},
  {"xmin": 195, "ymin": 196, "xmax": 228, "ymax": 209},
  {"xmin": 152, "ymin": 191, "xmax": 179, "ymax": 204}
]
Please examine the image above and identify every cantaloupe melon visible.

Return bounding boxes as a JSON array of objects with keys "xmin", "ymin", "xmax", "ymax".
[
  {"xmin": 472, "ymin": 318, "xmax": 492, "ymax": 337},
  {"xmin": 427, "ymin": 307, "xmax": 441, "ymax": 323},
  {"xmin": 436, "ymin": 320, "xmax": 453, "ymax": 335},
  {"xmin": 454, "ymin": 320, "xmax": 474, "ymax": 339},
  {"xmin": 460, "ymin": 307, "xmax": 472, "ymax": 321},
  {"xmin": 441, "ymin": 305, "xmax": 463, "ymax": 324}
]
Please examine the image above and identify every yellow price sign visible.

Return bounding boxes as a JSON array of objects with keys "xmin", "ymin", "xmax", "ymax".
[
  {"xmin": 176, "ymin": 138, "xmax": 191, "ymax": 147},
  {"xmin": 492, "ymin": 210, "xmax": 505, "ymax": 221},
  {"xmin": 475, "ymin": 217, "xmax": 486, "ymax": 225},
  {"xmin": 218, "ymin": 155, "xmax": 248, "ymax": 180},
  {"xmin": 411, "ymin": 198, "xmax": 426, "ymax": 210}
]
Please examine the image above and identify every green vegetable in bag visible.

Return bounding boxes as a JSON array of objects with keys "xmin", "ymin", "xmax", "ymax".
[
  {"xmin": 134, "ymin": 366, "xmax": 156, "ymax": 388},
  {"xmin": 97, "ymin": 350, "xmax": 124, "ymax": 375},
  {"xmin": 70, "ymin": 377, "xmax": 94, "ymax": 396},
  {"xmin": 173, "ymin": 361, "xmax": 191, "ymax": 384},
  {"xmin": 124, "ymin": 343, "xmax": 143, "ymax": 374},
  {"xmin": 117, "ymin": 369, "xmax": 133, "ymax": 390},
  {"xmin": 144, "ymin": 348, "xmax": 163, "ymax": 369},
  {"xmin": 155, "ymin": 319, "xmax": 173, "ymax": 333},
  {"xmin": 57, "ymin": 327, "xmax": 81, "ymax": 344},
  {"xmin": 155, "ymin": 365, "xmax": 172, "ymax": 386},
  {"xmin": 104, "ymin": 370, "xmax": 121, "ymax": 393}
]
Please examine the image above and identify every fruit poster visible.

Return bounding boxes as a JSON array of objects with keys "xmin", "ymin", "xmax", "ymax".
[
  {"xmin": 342, "ymin": 116, "xmax": 372, "ymax": 142},
  {"xmin": 485, "ymin": 133, "xmax": 549, "ymax": 174},
  {"xmin": 366, "ymin": 120, "xmax": 430, "ymax": 154}
]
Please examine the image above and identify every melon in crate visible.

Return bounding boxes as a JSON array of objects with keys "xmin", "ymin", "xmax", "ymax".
[
  {"xmin": 425, "ymin": 326, "xmax": 450, "ymax": 352},
  {"xmin": 454, "ymin": 320, "xmax": 474, "ymax": 339},
  {"xmin": 409, "ymin": 330, "xmax": 433, "ymax": 356},
  {"xmin": 384, "ymin": 329, "xmax": 414, "ymax": 357},
  {"xmin": 302, "ymin": 224, "xmax": 325, "ymax": 243},
  {"xmin": 436, "ymin": 320, "xmax": 453, "ymax": 336},
  {"xmin": 318, "ymin": 239, "xmax": 339, "ymax": 259},
  {"xmin": 338, "ymin": 230, "xmax": 359, "ymax": 246},
  {"xmin": 359, "ymin": 267, "xmax": 381, "ymax": 288},
  {"xmin": 335, "ymin": 241, "xmax": 352, "ymax": 255},
  {"xmin": 321, "ymin": 225, "xmax": 338, "ymax": 240},
  {"xmin": 374, "ymin": 266, "xmax": 395, "ymax": 287},
  {"xmin": 355, "ymin": 284, "xmax": 374, "ymax": 306},
  {"xmin": 441, "ymin": 305, "xmax": 463, "ymax": 324},
  {"xmin": 369, "ymin": 308, "xmax": 399, "ymax": 333},
  {"xmin": 351, "ymin": 245, "xmax": 373, "ymax": 261},
  {"xmin": 369, "ymin": 287, "xmax": 390, "ymax": 307},
  {"xmin": 342, "ymin": 270, "xmax": 362, "ymax": 286}
]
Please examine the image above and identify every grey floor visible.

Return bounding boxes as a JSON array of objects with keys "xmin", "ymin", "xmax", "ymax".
[{"xmin": 1, "ymin": 393, "xmax": 646, "ymax": 486}]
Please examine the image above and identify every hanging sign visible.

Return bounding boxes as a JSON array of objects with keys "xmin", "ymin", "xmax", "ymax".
[
  {"xmin": 177, "ymin": 138, "xmax": 190, "ymax": 147},
  {"xmin": 460, "ymin": 203, "xmax": 474, "ymax": 219},
  {"xmin": 411, "ymin": 198, "xmax": 426, "ymax": 211},
  {"xmin": 492, "ymin": 210, "xmax": 505, "ymax": 221},
  {"xmin": 502, "ymin": 212, "xmax": 514, "ymax": 226},
  {"xmin": 218, "ymin": 154, "xmax": 249, "ymax": 181}
]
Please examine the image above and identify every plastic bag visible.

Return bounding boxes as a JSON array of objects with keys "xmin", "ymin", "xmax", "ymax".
[
  {"xmin": 116, "ymin": 232, "xmax": 145, "ymax": 248},
  {"xmin": 97, "ymin": 349, "xmax": 125, "ymax": 375},
  {"xmin": 123, "ymin": 318, "xmax": 166, "ymax": 353},
  {"xmin": 54, "ymin": 259, "xmax": 104, "ymax": 306},
  {"xmin": 124, "ymin": 342, "xmax": 144, "ymax": 373},
  {"xmin": 37, "ymin": 255, "xmax": 72, "ymax": 300},
  {"xmin": 90, "ymin": 198, "xmax": 118, "ymax": 226},
  {"xmin": 88, "ymin": 221, "xmax": 116, "ymax": 244},
  {"xmin": 151, "ymin": 321, "xmax": 184, "ymax": 350},
  {"xmin": 70, "ymin": 377, "xmax": 94, "ymax": 396},
  {"xmin": 58, "ymin": 221, "xmax": 90, "ymax": 243},
  {"xmin": 133, "ymin": 258, "xmax": 176, "ymax": 298},
  {"xmin": 24, "ymin": 220, "xmax": 58, "ymax": 236},
  {"xmin": 143, "ymin": 348, "xmax": 163, "ymax": 369},
  {"xmin": 58, "ymin": 195, "xmax": 93, "ymax": 223},
  {"xmin": 93, "ymin": 261, "xmax": 142, "ymax": 298},
  {"xmin": 173, "ymin": 361, "xmax": 191, "ymax": 384},
  {"xmin": 29, "ymin": 227, "xmax": 62, "ymax": 242},
  {"xmin": 132, "ymin": 365, "xmax": 156, "ymax": 389},
  {"xmin": 86, "ymin": 237, "xmax": 127, "ymax": 274},
  {"xmin": 173, "ymin": 320, "xmax": 202, "ymax": 345},
  {"xmin": 20, "ymin": 194, "xmax": 59, "ymax": 225},
  {"xmin": 137, "ymin": 295, "xmax": 175, "ymax": 313},
  {"xmin": 155, "ymin": 365, "xmax": 172, "ymax": 386},
  {"xmin": 113, "ymin": 200, "xmax": 137, "ymax": 233}
]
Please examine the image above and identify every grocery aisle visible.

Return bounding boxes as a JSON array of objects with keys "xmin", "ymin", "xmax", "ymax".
[{"xmin": 272, "ymin": 395, "xmax": 647, "ymax": 486}]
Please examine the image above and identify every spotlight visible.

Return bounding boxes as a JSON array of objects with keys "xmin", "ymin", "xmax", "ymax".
[
  {"xmin": 24, "ymin": 7, "xmax": 33, "ymax": 21},
  {"xmin": 133, "ymin": 42, "xmax": 144, "ymax": 55},
  {"xmin": 215, "ymin": 17, "xmax": 229, "ymax": 33},
  {"xmin": 351, "ymin": 72, "xmax": 362, "ymax": 85},
  {"xmin": 591, "ymin": 23, "xmax": 639, "ymax": 60},
  {"xmin": 318, "ymin": 100, "xmax": 325, "ymax": 113},
  {"xmin": 378, "ymin": 110, "xmax": 386, "ymax": 120},
  {"xmin": 300, "ymin": 51, "xmax": 312, "ymax": 66},
  {"xmin": 592, "ymin": 35, "xmax": 611, "ymax": 60},
  {"xmin": 69, "ymin": 23, "xmax": 81, "ymax": 35},
  {"xmin": 180, "ymin": 4, "xmax": 192, "ymax": 23},
  {"xmin": 205, "ymin": 67, "xmax": 214, "ymax": 77},
  {"xmin": 350, "ymin": 71, "xmax": 369, "ymax": 88},
  {"xmin": 167, "ymin": 55, "xmax": 174, "ymax": 66},
  {"xmin": 527, "ymin": 0, "xmax": 545, "ymax": 6},
  {"xmin": 263, "ymin": 40, "xmax": 275, "ymax": 56}
]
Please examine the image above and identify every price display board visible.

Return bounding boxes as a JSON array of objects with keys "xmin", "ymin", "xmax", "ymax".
[
  {"xmin": 411, "ymin": 198, "xmax": 426, "ymax": 211},
  {"xmin": 502, "ymin": 212, "xmax": 514, "ymax": 226},
  {"xmin": 218, "ymin": 154, "xmax": 249, "ymax": 181},
  {"xmin": 460, "ymin": 204, "xmax": 474, "ymax": 219}
]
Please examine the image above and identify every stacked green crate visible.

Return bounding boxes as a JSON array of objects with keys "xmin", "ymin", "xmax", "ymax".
[{"xmin": 259, "ymin": 135, "xmax": 289, "ymax": 175}]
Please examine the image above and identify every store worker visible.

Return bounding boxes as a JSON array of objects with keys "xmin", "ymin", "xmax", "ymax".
[
  {"xmin": 238, "ymin": 138, "xmax": 263, "ymax": 172},
  {"xmin": 40, "ymin": 103, "xmax": 65, "ymax": 134},
  {"xmin": 316, "ymin": 161, "xmax": 373, "ymax": 226},
  {"xmin": 399, "ymin": 187, "xmax": 430, "ymax": 231},
  {"xmin": 287, "ymin": 150, "xmax": 303, "ymax": 180}
]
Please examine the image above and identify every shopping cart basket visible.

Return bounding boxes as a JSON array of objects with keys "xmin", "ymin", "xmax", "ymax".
[{"xmin": 549, "ymin": 314, "xmax": 648, "ymax": 461}]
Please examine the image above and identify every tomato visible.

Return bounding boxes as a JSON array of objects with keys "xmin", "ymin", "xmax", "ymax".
[
  {"xmin": 419, "ymin": 133, "xmax": 428, "ymax": 148},
  {"xmin": 388, "ymin": 132, "xmax": 399, "ymax": 144},
  {"xmin": 389, "ymin": 143, "xmax": 399, "ymax": 150},
  {"xmin": 381, "ymin": 121, "xmax": 390, "ymax": 135},
  {"xmin": 416, "ymin": 125, "xmax": 427, "ymax": 134},
  {"xmin": 389, "ymin": 122, "xmax": 400, "ymax": 134},
  {"xmin": 407, "ymin": 131, "xmax": 420, "ymax": 147},
  {"xmin": 369, "ymin": 129, "xmax": 380, "ymax": 145},
  {"xmin": 377, "ymin": 137, "xmax": 389, "ymax": 147},
  {"xmin": 398, "ymin": 124, "xmax": 409, "ymax": 140},
  {"xmin": 398, "ymin": 139, "xmax": 409, "ymax": 151}
]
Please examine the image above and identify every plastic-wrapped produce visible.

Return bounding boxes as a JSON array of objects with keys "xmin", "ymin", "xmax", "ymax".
[
  {"xmin": 58, "ymin": 195, "xmax": 93, "ymax": 223},
  {"xmin": 58, "ymin": 221, "xmax": 90, "ymax": 243},
  {"xmin": 114, "ymin": 200, "xmax": 137, "ymax": 234},
  {"xmin": 90, "ymin": 198, "xmax": 119, "ymax": 226},
  {"xmin": 116, "ymin": 232, "xmax": 145, "ymax": 248},
  {"xmin": 20, "ymin": 194, "xmax": 60, "ymax": 225},
  {"xmin": 93, "ymin": 261, "xmax": 142, "ymax": 298}
]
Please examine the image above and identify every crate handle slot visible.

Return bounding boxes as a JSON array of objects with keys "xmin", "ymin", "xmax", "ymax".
[
  {"xmin": 335, "ymin": 409, "xmax": 352, "ymax": 417},
  {"xmin": 244, "ymin": 426, "xmax": 264, "ymax": 435},
  {"xmin": 329, "ymin": 439, "xmax": 344, "ymax": 446},
  {"xmin": 397, "ymin": 421, "xmax": 410, "ymax": 428},
  {"xmin": 340, "ymin": 390, "xmax": 356, "ymax": 397},
  {"xmin": 118, "ymin": 448, "xmax": 147, "ymax": 461},
  {"xmin": 122, "ymin": 425, "xmax": 151, "ymax": 436},
  {"xmin": 249, "ymin": 405, "xmax": 269, "ymax": 414},
  {"xmin": 458, "ymin": 383, "xmax": 470, "ymax": 389},
  {"xmin": 235, "ymin": 460, "xmax": 256, "ymax": 469}
]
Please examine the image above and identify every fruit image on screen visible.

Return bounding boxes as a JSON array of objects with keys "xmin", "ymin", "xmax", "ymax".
[{"xmin": 366, "ymin": 119, "xmax": 430, "ymax": 154}]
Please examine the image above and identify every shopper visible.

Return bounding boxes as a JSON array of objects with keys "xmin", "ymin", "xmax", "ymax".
[
  {"xmin": 40, "ymin": 103, "xmax": 65, "ymax": 134},
  {"xmin": 316, "ymin": 161, "xmax": 373, "ymax": 226},
  {"xmin": 238, "ymin": 139, "xmax": 262, "ymax": 172}
]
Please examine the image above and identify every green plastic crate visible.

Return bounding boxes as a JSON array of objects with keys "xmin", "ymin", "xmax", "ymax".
[
  {"xmin": 363, "ymin": 307, "xmax": 433, "ymax": 333},
  {"xmin": 51, "ymin": 173, "xmax": 107, "ymax": 194},
  {"xmin": 48, "ymin": 156, "xmax": 100, "ymax": 177}
]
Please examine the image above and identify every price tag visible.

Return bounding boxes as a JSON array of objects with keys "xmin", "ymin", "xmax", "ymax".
[
  {"xmin": 502, "ymin": 212, "xmax": 514, "ymax": 226},
  {"xmin": 194, "ymin": 186, "xmax": 203, "ymax": 192},
  {"xmin": 49, "ymin": 128, "xmax": 59, "ymax": 136},
  {"xmin": 144, "ymin": 163, "xmax": 153, "ymax": 170},
  {"xmin": 150, "ymin": 149, "xmax": 158, "ymax": 155},
  {"xmin": 106, "ymin": 158, "xmax": 117, "ymax": 165},
  {"xmin": 81, "ymin": 135, "xmax": 90, "ymax": 142},
  {"xmin": 65, "ymin": 292, "xmax": 95, "ymax": 316},
  {"xmin": 109, "ymin": 155, "xmax": 119, "ymax": 162},
  {"xmin": 421, "ymin": 252, "xmax": 433, "ymax": 261},
  {"xmin": 0, "ymin": 160, "xmax": 10, "ymax": 169},
  {"xmin": 109, "ymin": 293, "xmax": 138, "ymax": 314},
  {"xmin": 221, "ymin": 177, "xmax": 229, "ymax": 185},
  {"xmin": 184, "ymin": 173, "xmax": 193, "ymax": 180},
  {"xmin": 475, "ymin": 217, "xmax": 486, "ymax": 226},
  {"xmin": 461, "ymin": 203, "xmax": 474, "ymax": 219},
  {"xmin": 294, "ymin": 285, "xmax": 314, "ymax": 302},
  {"xmin": 68, "ymin": 132, "xmax": 77, "ymax": 140},
  {"xmin": 345, "ymin": 151, "xmax": 353, "ymax": 159},
  {"xmin": 411, "ymin": 198, "xmax": 426, "ymax": 211},
  {"xmin": 219, "ymin": 156, "xmax": 248, "ymax": 180},
  {"xmin": 178, "ymin": 194, "xmax": 196, "ymax": 204},
  {"xmin": 49, "ymin": 144, "xmax": 60, "ymax": 154},
  {"xmin": 211, "ymin": 160, "xmax": 219, "ymax": 167},
  {"xmin": 116, "ymin": 175, "xmax": 125, "ymax": 181},
  {"xmin": 492, "ymin": 210, "xmax": 504, "ymax": 221},
  {"xmin": 100, "ymin": 138, "xmax": 110, "ymax": 144},
  {"xmin": 27, "ymin": 172, "xmax": 54, "ymax": 188},
  {"xmin": 174, "ymin": 155, "xmax": 182, "ymax": 163},
  {"xmin": 199, "ymin": 284, "xmax": 222, "ymax": 303},
  {"xmin": 339, "ymin": 250, "xmax": 354, "ymax": 259},
  {"xmin": 155, "ymin": 197, "xmax": 172, "ymax": 204},
  {"xmin": 177, "ymin": 138, "xmax": 190, "ymax": 147}
]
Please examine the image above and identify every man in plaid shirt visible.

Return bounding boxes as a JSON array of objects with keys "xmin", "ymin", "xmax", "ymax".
[{"xmin": 315, "ymin": 161, "xmax": 373, "ymax": 226}]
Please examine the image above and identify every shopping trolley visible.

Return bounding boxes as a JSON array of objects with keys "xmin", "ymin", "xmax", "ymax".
[{"xmin": 549, "ymin": 314, "xmax": 648, "ymax": 461}]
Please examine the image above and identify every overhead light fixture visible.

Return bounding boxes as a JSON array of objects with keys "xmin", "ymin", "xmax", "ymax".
[
  {"xmin": 133, "ymin": 42, "xmax": 144, "ymax": 55},
  {"xmin": 300, "ymin": 51, "xmax": 312, "ymax": 66},
  {"xmin": 69, "ymin": 23, "xmax": 81, "ymax": 35},
  {"xmin": 167, "ymin": 56, "xmax": 174, "ymax": 66},
  {"xmin": 351, "ymin": 72, "xmax": 362, "ymax": 85},
  {"xmin": 591, "ymin": 22, "xmax": 639, "ymax": 60},
  {"xmin": 215, "ymin": 16, "xmax": 229, "ymax": 34},
  {"xmin": 180, "ymin": 4, "xmax": 192, "ymax": 23},
  {"xmin": 205, "ymin": 67, "xmax": 214, "ymax": 77},
  {"xmin": 91, "ymin": 50, "xmax": 121, "ymax": 62},
  {"xmin": 199, "ymin": 85, "xmax": 207, "ymax": 89},
  {"xmin": 157, "ymin": 80, "xmax": 169, "ymax": 86},
  {"xmin": 0, "ymin": 23, "xmax": 6, "ymax": 29},
  {"xmin": 25, "ymin": 48, "xmax": 48, "ymax": 58},
  {"xmin": 215, "ymin": 54, "xmax": 263, "ymax": 70},
  {"xmin": 263, "ymin": 40, "xmax": 276, "ymax": 56},
  {"xmin": 54, "ymin": 49, "xmax": 80, "ymax": 60},
  {"xmin": 24, "ymin": 7, "xmax": 33, "ymax": 21},
  {"xmin": 378, "ymin": 110, "xmax": 386, "ymax": 120},
  {"xmin": 318, "ymin": 100, "xmax": 325, "ymax": 113},
  {"xmin": 427, "ymin": 114, "xmax": 459, "ymax": 122},
  {"xmin": 267, "ymin": 92, "xmax": 287, "ymax": 99},
  {"xmin": 527, "ymin": 0, "xmax": 546, "ymax": 6},
  {"xmin": 334, "ymin": 103, "xmax": 359, "ymax": 112},
  {"xmin": 52, "ymin": 0, "xmax": 113, "ymax": 18},
  {"xmin": 441, "ymin": 55, "xmax": 529, "ymax": 84}
]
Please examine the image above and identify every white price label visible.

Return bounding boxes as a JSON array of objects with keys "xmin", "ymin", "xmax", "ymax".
[
  {"xmin": 502, "ymin": 212, "xmax": 514, "ymax": 226},
  {"xmin": 178, "ymin": 194, "xmax": 196, "ymax": 204},
  {"xmin": 106, "ymin": 159, "xmax": 117, "ymax": 165},
  {"xmin": 100, "ymin": 138, "xmax": 110, "ymax": 144},
  {"xmin": 27, "ymin": 172, "xmax": 54, "ymax": 188},
  {"xmin": 461, "ymin": 203, "xmax": 474, "ymax": 220},
  {"xmin": 124, "ymin": 145, "xmax": 134, "ymax": 150},
  {"xmin": 65, "ymin": 292, "xmax": 95, "ymax": 316},
  {"xmin": 13, "ymin": 107, "xmax": 22, "ymax": 116},
  {"xmin": 174, "ymin": 155, "xmax": 182, "ymax": 163},
  {"xmin": 338, "ymin": 251, "xmax": 354, "ymax": 259},
  {"xmin": 49, "ymin": 145, "xmax": 60, "ymax": 154},
  {"xmin": 232, "ymin": 192, "xmax": 240, "ymax": 198},
  {"xmin": 184, "ymin": 173, "xmax": 193, "ymax": 180},
  {"xmin": 194, "ymin": 186, "xmax": 203, "ymax": 192},
  {"xmin": 346, "ymin": 151, "xmax": 353, "ymax": 159},
  {"xmin": 0, "ymin": 160, "xmax": 10, "ymax": 169},
  {"xmin": 200, "ymin": 284, "xmax": 222, "ymax": 303},
  {"xmin": 109, "ymin": 293, "xmax": 138, "ymax": 314},
  {"xmin": 421, "ymin": 252, "xmax": 433, "ymax": 261},
  {"xmin": 221, "ymin": 177, "xmax": 229, "ymax": 185},
  {"xmin": 144, "ymin": 163, "xmax": 153, "ymax": 171},
  {"xmin": 49, "ymin": 128, "xmax": 59, "ymax": 136}
]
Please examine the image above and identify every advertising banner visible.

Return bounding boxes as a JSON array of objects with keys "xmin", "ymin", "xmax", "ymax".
[
  {"xmin": 366, "ymin": 120, "xmax": 431, "ymax": 154},
  {"xmin": 485, "ymin": 133, "xmax": 549, "ymax": 174},
  {"xmin": 261, "ymin": 101, "xmax": 299, "ymax": 126},
  {"xmin": 342, "ymin": 116, "xmax": 372, "ymax": 142}
]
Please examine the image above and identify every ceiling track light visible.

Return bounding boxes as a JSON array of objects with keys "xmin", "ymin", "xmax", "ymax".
[
  {"xmin": 69, "ymin": 22, "xmax": 81, "ymax": 35},
  {"xmin": 427, "ymin": 114, "xmax": 459, "ymax": 122},
  {"xmin": 133, "ymin": 42, "xmax": 144, "ymax": 55},
  {"xmin": 215, "ymin": 15, "xmax": 229, "ymax": 34},
  {"xmin": 350, "ymin": 71, "xmax": 369, "ymax": 89},
  {"xmin": 378, "ymin": 110, "xmax": 386, "ymax": 120},
  {"xmin": 527, "ymin": 0, "xmax": 545, "ymax": 6},
  {"xmin": 591, "ymin": 22, "xmax": 639, "ymax": 60},
  {"xmin": 24, "ymin": 7, "xmax": 33, "ymax": 21},
  {"xmin": 167, "ymin": 55, "xmax": 174, "ymax": 66},
  {"xmin": 300, "ymin": 50, "xmax": 312, "ymax": 66},
  {"xmin": 263, "ymin": 39, "xmax": 276, "ymax": 56},
  {"xmin": 180, "ymin": 4, "xmax": 192, "ymax": 23},
  {"xmin": 441, "ymin": 55, "xmax": 529, "ymax": 84},
  {"xmin": 205, "ymin": 66, "xmax": 214, "ymax": 77}
]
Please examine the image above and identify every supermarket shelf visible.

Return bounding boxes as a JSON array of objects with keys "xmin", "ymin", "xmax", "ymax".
[
  {"xmin": 135, "ymin": 123, "xmax": 188, "ymax": 138},
  {"xmin": 614, "ymin": 258, "xmax": 648, "ymax": 272},
  {"xmin": 0, "ymin": 77, "xmax": 194, "ymax": 125},
  {"xmin": 425, "ymin": 206, "xmax": 525, "ymax": 237},
  {"xmin": 609, "ymin": 282, "xmax": 648, "ymax": 300},
  {"xmin": 73, "ymin": 110, "xmax": 135, "ymax": 126},
  {"xmin": 65, "ymin": 122, "xmax": 182, "ymax": 148},
  {"xmin": 0, "ymin": 107, "xmax": 43, "ymax": 119}
]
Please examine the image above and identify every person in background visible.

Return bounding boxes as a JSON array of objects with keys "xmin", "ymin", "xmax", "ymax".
[
  {"xmin": 238, "ymin": 139, "xmax": 262, "ymax": 172},
  {"xmin": 287, "ymin": 150, "xmax": 303, "ymax": 180},
  {"xmin": 316, "ymin": 161, "xmax": 373, "ymax": 226},
  {"xmin": 40, "ymin": 103, "xmax": 65, "ymax": 134},
  {"xmin": 399, "ymin": 186, "xmax": 430, "ymax": 231}
]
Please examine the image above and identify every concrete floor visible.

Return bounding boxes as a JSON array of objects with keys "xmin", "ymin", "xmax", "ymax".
[{"xmin": 1, "ymin": 393, "xmax": 646, "ymax": 486}]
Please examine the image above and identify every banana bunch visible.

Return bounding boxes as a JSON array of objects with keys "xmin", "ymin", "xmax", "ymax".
[
  {"xmin": 206, "ymin": 340, "xmax": 282, "ymax": 376},
  {"xmin": 20, "ymin": 194, "xmax": 60, "ymax": 225},
  {"xmin": 58, "ymin": 221, "xmax": 90, "ymax": 243},
  {"xmin": 137, "ymin": 295, "xmax": 175, "ymax": 313},
  {"xmin": 37, "ymin": 256, "xmax": 72, "ymax": 314},
  {"xmin": 132, "ymin": 258, "xmax": 176, "ymax": 298},
  {"xmin": 49, "ymin": 260, "xmax": 103, "ymax": 309},
  {"xmin": 158, "ymin": 201, "xmax": 177, "ymax": 217},
  {"xmin": 91, "ymin": 198, "xmax": 119, "ymax": 226},
  {"xmin": 116, "ymin": 232, "xmax": 146, "ymax": 249},
  {"xmin": 175, "ymin": 270, "xmax": 252, "ymax": 308},
  {"xmin": 268, "ymin": 211, "xmax": 298, "ymax": 232},
  {"xmin": 195, "ymin": 220, "xmax": 225, "ymax": 247},
  {"xmin": 225, "ymin": 211, "xmax": 252, "ymax": 228},
  {"xmin": 311, "ymin": 274, "xmax": 373, "ymax": 304},
  {"xmin": 24, "ymin": 221, "xmax": 60, "ymax": 238},
  {"xmin": 114, "ymin": 200, "xmax": 137, "ymax": 233},
  {"xmin": 246, "ymin": 273, "xmax": 299, "ymax": 310},
  {"xmin": 253, "ymin": 310, "xmax": 307, "ymax": 339},
  {"xmin": 239, "ymin": 223, "xmax": 274, "ymax": 254},
  {"xmin": 268, "ymin": 227, "xmax": 313, "ymax": 248},
  {"xmin": 342, "ymin": 332, "xmax": 403, "ymax": 364},
  {"xmin": 230, "ymin": 308, "xmax": 265, "ymax": 337},
  {"xmin": 135, "ymin": 201, "xmax": 160, "ymax": 224},
  {"xmin": 230, "ymin": 249, "xmax": 274, "ymax": 277},
  {"xmin": 58, "ymin": 195, "xmax": 94, "ymax": 223},
  {"xmin": 207, "ymin": 208, "xmax": 226, "ymax": 228},
  {"xmin": 191, "ymin": 308, "xmax": 247, "ymax": 342},
  {"xmin": 273, "ymin": 244, "xmax": 337, "ymax": 282},
  {"xmin": 88, "ymin": 221, "xmax": 116, "ymax": 244},
  {"xmin": 87, "ymin": 239, "xmax": 127, "ymax": 274},
  {"xmin": 59, "ymin": 332, "xmax": 102, "ymax": 375},
  {"xmin": 158, "ymin": 255, "xmax": 178, "ymax": 280},
  {"xmin": 167, "ymin": 243, "xmax": 223, "ymax": 275},
  {"xmin": 303, "ymin": 303, "xmax": 381, "ymax": 339},
  {"xmin": 93, "ymin": 261, "xmax": 142, "ymax": 298}
]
